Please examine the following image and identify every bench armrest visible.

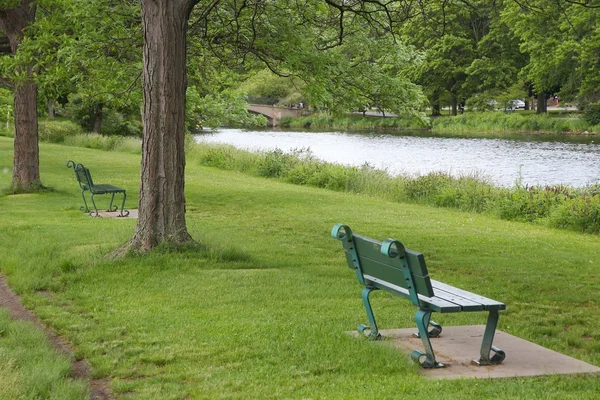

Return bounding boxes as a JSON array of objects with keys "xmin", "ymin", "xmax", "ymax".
[{"xmin": 331, "ymin": 223, "xmax": 353, "ymax": 241}]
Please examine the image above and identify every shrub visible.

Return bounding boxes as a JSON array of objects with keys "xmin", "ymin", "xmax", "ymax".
[
  {"xmin": 0, "ymin": 125, "xmax": 14, "ymax": 138},
  {"xmin": 63, "ymin": 133, "xmax": 124, "ymax": 151},
  {"xmin": 100, "ymin": 111, "xmax": 143, "ymax": 137},
  {"xmin": 433, "ymin": 176, "xmax": 496, "ymax": 213},
  {"xmin": 550, "ymin": 195, "xmax": 600, "ymax": 234},
  {"xmin": 38, "ymin": 120, "xmax": 84, "ymax": 143},
  {"xmin": 279, "ymin": 117, "xmax": 293, "ymax": 128},
  {"xmin": 258, "ymin": 149, "xmax": 298, "ymax": 178},
  {"xmin": 199, "ymin": 147, "xmax": 237, "ymax": 170},
  {"xmin": 285, "ymin": 161, "xmax": 355, "ymax": 191},
  {"xmin": 404, "ymin": 172, "xmax": 453, "ymax": 203},
  {"xmin": 582, "ymin": 103, "xmax": 600, "ymax": 126},
  {"xmin": 0, "ymin": 88, "xmax": 13, "ymax": 124},
  {"xmin": 497, "ymin": 186, "xmax": 568, "ymax": 222}
]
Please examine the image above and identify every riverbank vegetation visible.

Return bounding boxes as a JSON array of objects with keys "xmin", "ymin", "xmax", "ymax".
[
  {"xmin": 1, "ymin": 137, "xmax": 599, "ymax": 398},
  {"xmin": 192, "ymin": 143, "xmax": 600, "ymax": 234},
  {"xmin": 280, "ymin": 111, "xmax": 600, "ymax": 135},
  {"xmin": 280, "ymin": 113, "xmax": 430, "ymax": 131},
  {"xmin": 432, "ymin": 112, "xmax": 600, "ymax": 135}
]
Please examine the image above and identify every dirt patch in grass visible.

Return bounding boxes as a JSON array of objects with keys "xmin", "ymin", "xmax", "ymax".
[{"xmin": 0, "ymin": 275, "xmax": 113, "ymax": 399}]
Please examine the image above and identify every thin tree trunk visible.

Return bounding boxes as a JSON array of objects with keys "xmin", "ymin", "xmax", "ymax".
[
  {"xmin": 451, "ymin": 96, "xmax": 458, "ymax": 116},
  {"xmin": 124, "ymin": 0, "xmax": 197, "ymax": 252},
  {"xmin": 91, "ymin": 103, "xmax": 103, "ymax": 133},
  {"xmin": 47, "ymin": 100, "xmax": 55, "ymax": 119},
  {"xmin": 0, "ymin": 0, "xmax": 40, "ymax": 191}
]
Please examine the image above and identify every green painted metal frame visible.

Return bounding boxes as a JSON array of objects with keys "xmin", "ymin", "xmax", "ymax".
[
  {"xmin": 66, "ymin": 160, "xmax": 129, "ymax": 217},
  {"xmin": 332, "ymin": 223, "xmax": 506, "ymax": 369}
]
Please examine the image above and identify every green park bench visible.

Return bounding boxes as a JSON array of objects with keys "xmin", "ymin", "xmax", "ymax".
[
  {"xmin": 66, "ymin": 160, "xmax": 129, "ymax": 217},
  {"xmin": 331, "ymin": 224, "xmax": 506, "ymax": 368}
]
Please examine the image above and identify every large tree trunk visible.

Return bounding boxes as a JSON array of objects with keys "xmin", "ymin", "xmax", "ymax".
[
  {"xmin": 0, "ymin": 0, "xmax": 40, "ymax": 191},
  {"xmin": 12, "ymin": 77, "xmax": 40, "ymax": 189},
  {"xmin": 536, "ymin": 94, "xmax": 547, "ymax": 114},
  {"xmin": 125, "ymin": 0, "xmax": 198, "ymax": 252}
]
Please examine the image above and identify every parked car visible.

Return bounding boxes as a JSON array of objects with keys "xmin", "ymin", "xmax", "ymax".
[{"xmin": 508, "ymin": 99, "xmax": 525, "ymax": 109}]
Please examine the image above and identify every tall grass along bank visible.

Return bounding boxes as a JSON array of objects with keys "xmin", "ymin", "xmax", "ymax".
[
  {"xmin": 432, "ymin": 112, "xmax": 600, "ymax": 135},
  {"xmin": 1, "ymin": 119, "xmax": 142, "ymax": 154}
]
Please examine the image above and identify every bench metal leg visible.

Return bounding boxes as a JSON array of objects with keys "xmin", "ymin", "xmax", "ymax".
[
  {"xmin": 80, "ymin": 189, "xmax": 90, "ymax": 213},
  {"xmin": 357, "ymin": 287, "xmax": 381, "ymax": 339},
  {"xmin": 108, "ymin": 193, "xmax": 117, "ymax": 212},
  {"xmin": 472, "ymin": 310, "xmax": 506, "ymax": 366},
  {"xmin": 90, "ymin": 193, "xmax": 100, "ymax": 217},
  {"xmin": 118, "ymin": 192, "xmax": 129, "ymax": 217},
  {"xmin": 412, "ymin": 309, "xmax": 444, "ymax": 368}
]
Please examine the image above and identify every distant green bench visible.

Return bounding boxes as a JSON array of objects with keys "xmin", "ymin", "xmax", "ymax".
[
  {"xmin": 331, "ymin": 224, "xmax": 506, "ymax": 368},
  {"xmin": 66, "ymin": 160, "xmax": 129, "ymax": 217}
]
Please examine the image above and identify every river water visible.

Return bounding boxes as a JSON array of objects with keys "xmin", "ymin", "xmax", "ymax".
[{"xmin": 194, "ymin": 128, "xmax": 600, "ymax": 188}]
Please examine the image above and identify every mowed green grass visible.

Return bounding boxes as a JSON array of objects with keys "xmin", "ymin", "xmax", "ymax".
[{"xmin": 0, "ymin": 136, "xmax": 599, "ymax": 399}]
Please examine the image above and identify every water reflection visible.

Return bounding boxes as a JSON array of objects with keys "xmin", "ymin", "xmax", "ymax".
[{"xmin": 194, "ymin": 129, "xmax": 600, "ymax": 188}]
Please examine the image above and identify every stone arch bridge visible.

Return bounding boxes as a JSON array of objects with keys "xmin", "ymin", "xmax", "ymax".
[{"xmin": 247, "ymin": 104, "xmax": 306, "ymax": 127}]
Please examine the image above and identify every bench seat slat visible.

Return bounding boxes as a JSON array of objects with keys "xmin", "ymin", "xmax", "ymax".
[
  {"xmin": 428, "ymin": 285, "xmax": 485, "ymax": 311},
  {"xmin": 90, "ymin": 184, "xmax": 126, "ymax": 194},
  {"xmin": 363, "ymin": 274, "xmax": 462, "ymax": 313},
  {"xmin": 363, "ymin": 274, "xmax": 505, "ymax": 313},
  {"xmin": 432, "ymin": 280, "xmax": 506, "ymax": 311}
]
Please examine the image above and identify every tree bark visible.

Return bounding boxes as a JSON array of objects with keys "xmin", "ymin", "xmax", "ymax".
[
  {"xmin": 47, "ymin": 100, "xmax": 55, "ymax": 119},
  {"xmin": 451, "ymin": 96, "xmax": 458, "ymax": 116},
  {"xmin": 0, "ymin": 0, "xmax": 40, "ymax": 191},
  {"xmin": 125, "ymin": 0, "xmax": 198, "ymax": 252},
  {"xmin": 90, "ymin": 103, "xmax": 103, "ymax": 133},
  {"xmin": 12, "ymin": 76, "xmax": 39, "ymax": 189},
  {"xmin": 536, "ymin": 94, "xmax": 547, "ymax": 114}
]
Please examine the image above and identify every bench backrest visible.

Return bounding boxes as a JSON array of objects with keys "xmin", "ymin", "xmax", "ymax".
[
  {"xmin": 332, "ymin": 224, "xmax": 435, "ymax": 305},
  {"xmin": 66, "ymin": 160, "xmax": 94, "ymax": 190}
]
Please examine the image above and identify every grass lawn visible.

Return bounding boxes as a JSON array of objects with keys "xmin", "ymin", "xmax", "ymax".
[{"xmin": 0, "ymin": 136, "xmax": 599, "ymax": 399}]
